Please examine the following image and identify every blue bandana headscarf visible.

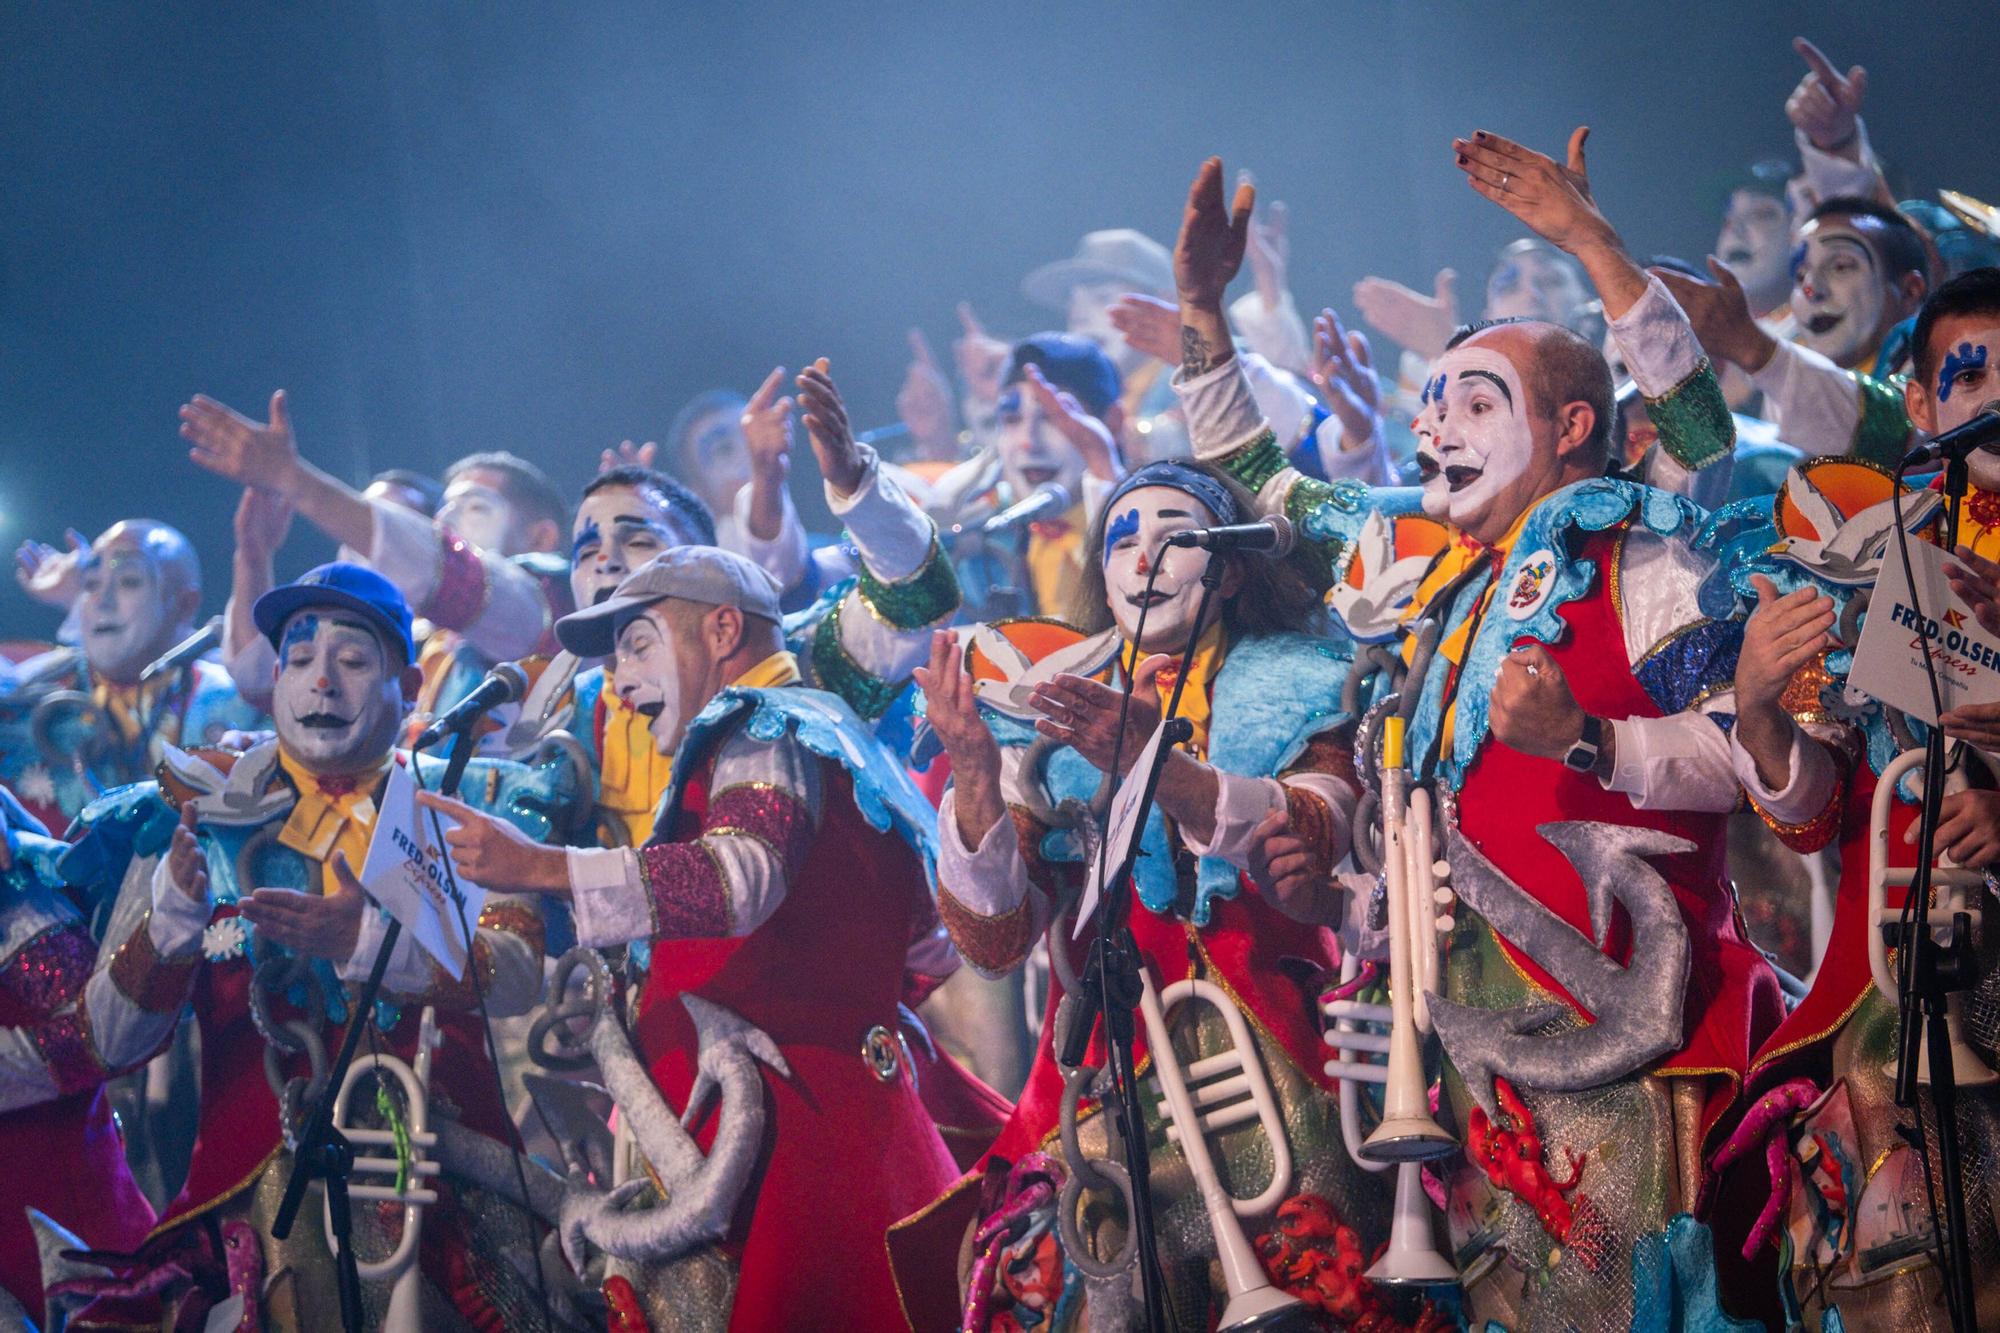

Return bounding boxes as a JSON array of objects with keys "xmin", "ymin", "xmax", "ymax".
[{"xmin": 1101, "ymin": 462, "xmax": 1245, "ymax": 551}]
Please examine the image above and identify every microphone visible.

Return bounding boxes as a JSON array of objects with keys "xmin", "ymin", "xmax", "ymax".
[
  {"xmin": 1903, "ymin": 409, "xmax": 2000, "ymax": 468},
  {"xmin": 412, "ymin": 661, "xmax": 529, "ymax": 751},
  {"xmin": 1164, "ymin": 515, "xmax": 1296, "ymax": 557},
  {"xmin": 953, "ymin": 482, "xmax": 1072, "ymax": 538},
  {"xmin": 141, "ymin": 616, "xmax": 222, "ymax": 684}
]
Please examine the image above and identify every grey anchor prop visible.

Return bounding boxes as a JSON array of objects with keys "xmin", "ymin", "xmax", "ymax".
[
  {"xmin": 435, "ymin": 945, "xmax": 790, "ymax": 1277},
  {"xmin": 1426, "ymin": 820, "xmax": 1693, "ymax": 1117}
]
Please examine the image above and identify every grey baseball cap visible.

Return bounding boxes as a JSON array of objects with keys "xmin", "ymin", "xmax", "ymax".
[
  {"xmin": 555, "ymin": 545, "xmax": 783, "ymax": 658},
  {"xmin": 1023, "ymin": 229, "xmax": 1174, "ymax": 309}
]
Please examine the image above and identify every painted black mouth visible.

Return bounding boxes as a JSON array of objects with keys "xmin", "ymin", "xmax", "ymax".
[
  {"xmin": 1806, "ymin": 313, "xmax": 1843, "ymax": 335},
  {"xmin": 1722, "ymin": 247, "xmax": 1753, "ymax": 265},
  {"xmin": 294, "ymin": 712, "xmax": 353, "ymax": 730},
  {"xmin": 634, "ymin": 701, "xmax": 664, "ymax": 720},
  {"xmin": 1126, "ymin": 590, "xmax": 1170, "ymax": 609},
  {"xmin": 1444, "ymin": 464, "xmax": 1484, "ymax": 493},
  {"xmin": 1019, "ymin": 466, "xmax": 1058, "ymax": 487},
  {"xmin": 1415, "ymin": 454, "xmax": 1442, "ymax": 483},
  {"xmin": 592, "ymin": 586, "xmax": 616, "ymax": 605}
]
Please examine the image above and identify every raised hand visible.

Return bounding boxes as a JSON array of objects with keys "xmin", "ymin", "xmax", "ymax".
[
  {"xmin": 1736, "ymin": 575, "xmax": 1836, "ymax": 717},
  {"xmin": 1240, "ymin": 171, "xmax": 1290, "ymax": 313},
  {"xmin": 913, "ymin": 629, "xmax": 1005, "ymax": 848},
  {"xmin": 954, "ymin": 303, "xmax": 1012, "ymax": 407},
  {"xmin": 598, "ymin": 440, "xmax": 659, "ymax": 474},
  {"xmin": 1108, "ymin": 294, "xmax": 1182, "ymax": 365},
  {"xmin": 1311, "ymin": 307, "xmax": 1381, "ymax": 444},
  {"xmin": 233, "ymin": 485, "xmax": 295, "ymax": 564},
  {"xmin": 1454, "ymin": 127, "xmax": 1612, "ymax": 257},
  {"xmin": 1175, "ymin": 157, "xmax": 1255, "ymax": 312},
  {"xmin": 1028, "ymin": 656, "xmax": 1168, "ymax": 778},
  {"xmin": 1650, "ymin": 258, "xmax": 1779, "ymax": 372},
  {"xmin": 794, "ymin": 358, "xmax": 866, "ymax": 494},
  {"xmin": 1021, "ymin": 363, "xmax": 1119, "ymax": 480},
  {"xmin": 1352, "ymin": 269, "xmax": 1459, "ymax": 361},
  {"xmin": 742, "ymin": 365, "xmax": 795, "ymax": 483},
  {"xmin": 166, "ymin": 804, "xmax": 212, "ymax": 907},
  {"xmin": 897, "ymin": 329, "xmax": 958, "ymax": 456},
  {"xmin": 180, "ymin": 390, "xmax": 302, "ymax": 494},
  {"xmin": 14, "ymin": 528, "xmax": 91, "ymax": 608},
  {"xmin": 1787, "ymin": 37, "xmax": 1868, "ymax": 153}
]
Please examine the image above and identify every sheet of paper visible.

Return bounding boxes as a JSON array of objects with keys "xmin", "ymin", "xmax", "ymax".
[
  {"xmin": 1849, "ymin": 534, "xmax": 2000, "ymax": 725},
  {"xmin": 357, "ymin": 760, "xmax": 490, "ymax": 979},
  {"xmin": 1074, "ymin": 718, "xmax": 1167, "ymax": 939}
]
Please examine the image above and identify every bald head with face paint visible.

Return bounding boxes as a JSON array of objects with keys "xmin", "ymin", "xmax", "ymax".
[
  {"xmin": 77, "ymin": 520, "xmax": 203, "ymax": 685},
  {"xmin": 1414, "ymin": 320, "xmax": 1614, "ymax": 546}
]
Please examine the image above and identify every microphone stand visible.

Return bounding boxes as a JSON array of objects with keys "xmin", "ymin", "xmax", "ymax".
[
  {"xmin": 1891, "ymin": 450, "xmax": 1980, "ymax": 1331},
  {"xmin": 1057, "ymin": 553, "xmax": 1229, "ymax": 1333},
  {"xmin": 269, "ymin": 721, "xmax": 480, "ymax": 1333}
]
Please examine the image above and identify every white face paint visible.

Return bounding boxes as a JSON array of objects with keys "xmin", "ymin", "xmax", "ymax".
[
  {"xmin": 996, "ymin": 383, "xmax": 1088, "ymax": 504},
  {"xmin": 437, "ymin": 475, "xmax": 520, "ymax": 555},
  {"xmin": 1484, "ymin": 251, "xmax": 1587, "ymax": 326},
  {"xmin": 271, "ymin": 611, "xmax": 406, "ymax": 774},
  {"xmin": 1715, "ymin": 189, "xmax": 1793, "ymax": 307},
  {"xmin": 1791, "ymin": 219, "xmax": 1894, "ymax": 368},
  {"xmin": 1068, "ymin": 281, "xmax": 1135, "ymax": 368},
  {"xmin": 612, "ymin": 608, "xmax": 690, "ymax": 754},
  {"xmin": 1100, "ymin": 486, "xmax": 1220, "ymax": 652},
  {"xmin": 683, "ymin": 407, "xmax": 753, "ymax": 512},
  {"xmin": 77, "ymin": 542, "xmax": 179, "ymax": 684},
  {"xmin": 568, "ymin": 485, "xmax": 688, "ymax": 618},
  {"xmin": 1927, "ymin": 321, "xmax": 2000, "ymax": 490},
  {"xmin": 1423, "ymin": 345, "xmax": 1539, "ymax": 538}
]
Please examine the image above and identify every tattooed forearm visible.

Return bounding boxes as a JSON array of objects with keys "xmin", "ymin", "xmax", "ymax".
[{"xmin": 1181, "ymin": 325, "xmax": 1220, "ymax": 377}]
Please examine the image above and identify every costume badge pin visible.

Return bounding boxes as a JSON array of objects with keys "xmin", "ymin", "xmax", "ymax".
[{"xmin": 1506, "ymin": 550, "xmax": 1558, "ymax": 620}]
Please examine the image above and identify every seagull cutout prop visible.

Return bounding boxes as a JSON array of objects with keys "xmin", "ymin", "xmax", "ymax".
[
  {"xmin": 1328, "ymin": 510, "xmax": 1432, "ymax": 642},
  {"xmin": 967, "ymin": 623, "xmax": 1124, "ymax": 722},
  {"xmin": 1771, "ymin": 472, "xmax": 1941, "ymax": 586}
]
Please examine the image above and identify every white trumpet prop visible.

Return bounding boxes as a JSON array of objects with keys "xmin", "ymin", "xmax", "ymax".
[
  {"xmin": 324, "ymin": 1006, "xmax": 443, "ymax": 1333},
  {"xmin": 1868, "ymin": 748, "xmax": 1998, "ymax": 1088},
  {"xmin": 1139, "ymin": 968, "xmax": 1304, "ymax": 1331}
]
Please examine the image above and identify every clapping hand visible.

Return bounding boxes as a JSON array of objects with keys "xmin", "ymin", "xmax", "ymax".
[{"xmin": 181, "ymin": 391, "xmax": 302, "ymax": 493}]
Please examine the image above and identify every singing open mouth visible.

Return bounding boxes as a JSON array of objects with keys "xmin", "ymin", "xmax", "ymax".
[
  {"xmin": 1018, "ymin": 465, "xmax": 1059, "ymax": 488},
  {"xmin": 1722, "ymin": 246, "xmax": 1753, "ymax": 265},
  {"xmin": 591, "ymin": 586, "xmax": 617, "ymax": 605},
  {"xmin": 89, "ymin": 622, "xmax": 124, "ymax": 637},
  {"xmin": 1415, "ymin": 454, "xmax": 1442, "ymax": 484},
  {"xmin": 1126, "ymin": 589, "xmax": 1172, "ymax": 610},
  {"xmin": 633, "ymin": 701, "xmax": 665, "ymax": 720},
  {"xmin": 1805, "ymin": 313, "xmax": 1844, "ymax": 336},
  {"xmin": 293, "ymin": 712, "xmax": 354, "ymax": 730},
  {"xmin": 1444, "ymin": 464, "xmax": 1484, "ymax": 493}
]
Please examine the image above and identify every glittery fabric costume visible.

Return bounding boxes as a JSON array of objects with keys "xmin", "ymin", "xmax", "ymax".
[
  {"xmin": 563, "ymin": 683, "xmax": 961, "ymax": 1332},
  {"xmin": 0, "ymin": 650, "xmax": 264, "ymax": 830},
  {"xmin": 57, "ymin": 739, "xmax": 581, "ymax": 1331},
  {"xmin": 1710, "ymin": 483, "xmax": 2000, "ymax": 1331},
  {"xmin": 1179, "ymin": 288, "xmax": 1787, "ymax": 1330},
  {"xmin": 0, "ymin": 799, "xmax": 201, "ymax": 1325},
  {"xmin": 890, "ymin": 623, "xmax": 1397, "ymax": 1332}
]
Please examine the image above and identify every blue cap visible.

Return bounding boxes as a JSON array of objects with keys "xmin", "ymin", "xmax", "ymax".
[
  {"xmin": 253, "ymin": 562, "xmax": 417, "ymax": 665},
  {"xmin": 1004, "ymin": 332, "xmax": 1123, "ymax": 418}
]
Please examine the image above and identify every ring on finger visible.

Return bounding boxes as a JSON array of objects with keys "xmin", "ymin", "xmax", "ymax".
[{"xmin": 1501, "ymin": 172, "xmax": 1510, "ymax": 190}]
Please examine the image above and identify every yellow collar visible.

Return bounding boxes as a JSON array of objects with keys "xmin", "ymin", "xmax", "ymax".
[
  {"xmin": 1122, "ymin": 624, "xmax": 1225, "ymax": 756},
  {"xmin": 731, "ymin": 650, "xmax": 802, "ymax": 690},
  {"xmin": 274, "ymin": 750, "xmax": 391, "ymax": 887}
]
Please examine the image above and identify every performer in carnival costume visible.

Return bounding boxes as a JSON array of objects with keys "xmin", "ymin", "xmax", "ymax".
[
  {"xmin": 0, "ymin": 789, "xmax": 207, "ymax": 1326},
  {"xmin": 57, "ymin": 562, "xmax": 582, "ymax": 1331},
  {"xmin": 1175, "ymin": 137, "xmax": 1793, "ymax": 1327},
  {"xmin": 926, "ymin": 334, "xmax": 1128, "ymax": 622},
  {"xmin": 1696, "ymin": 277, "xmax": 2000, "ymax": 1330},
  {"xmin": 1, "ymin": 519, "xmax": 264, "ymax": 830},
  {"xmin": 422, "ymin": 545, "xmax": 961, "ymax": 1332},
  {"xmin": 180, "ymin": 390, "xmax": 590, "ymax": 742},
  {"xmin": 893, "ymin": 445, "xmax": 1440, "ymax": 1330}
]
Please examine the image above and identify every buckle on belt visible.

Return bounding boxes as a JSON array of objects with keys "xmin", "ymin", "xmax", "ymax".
[{"xmin": 862, "ymin": 1025, "xmax": 901, "ymax": 1081}]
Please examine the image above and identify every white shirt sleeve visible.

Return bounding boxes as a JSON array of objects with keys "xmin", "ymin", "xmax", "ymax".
[
  {"xmin": 1747, "ymin": 338, "xmax": 1866, "ymax": 458},
  {"xmin": 1796, "ymin": 120, "xmax": 1887, "ymax": 205},
  {"xmin": 1606, "ymin": 274, "xmax": 1707, "ymax": 401},
  {"xmin": 1313, "ymin": 413, "xmax": 1399, "ymax": 487},
  {"xmin": 828, "ymin": 446, "xmax": 933, "ymax": 582},
  {"xmin": 1229, "ymin": 289, "xmax": 1312, "ymax": 377},
  {"xmin": 936, "ymin": 788, "xmax": 1037, "ymax": 922},
  {"xmin": 1729, "ymin": 722, "xmax": 1841, "ymax": 826},
  {"xmin": 728, "ymin": 484, "xmax": 811, "ymax": 593},
  {"xmin": 1178, "ymin": 771, "xmax": 1357, "ymax": 868},
  {"xmin": 367, "ymin": 498, "xmax": 550, "ymax": 662}
]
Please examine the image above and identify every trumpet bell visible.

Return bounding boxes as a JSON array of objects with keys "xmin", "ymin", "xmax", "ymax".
[
  {"xmin": 1217, "ymin": 1287, "xmax": 1319, "ymax": 1332},
  {"xmin": 1365, "ymin": 1163, "xmax": 1459, "ymax": 1287},
  {"xmin": 1359, "ymin": 1114, "xmax": 1458, "ymax": 1163},
  {"xmin": 1891, "ymin": 996, "xmax": 2000, "ymax": 1088}
]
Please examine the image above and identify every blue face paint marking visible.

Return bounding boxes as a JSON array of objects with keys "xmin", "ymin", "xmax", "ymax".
[
  {"xmin": 1421, "ymin": 373, "xmax": 1446, "ymax": 406},
  {"xmin": 1103, "ymin": 507, "xmax": 1141, "ymax": 564},
  {"xmin": 1789, "ymin": 241, "xmax": 1808, "ymax": 281},
  {"xmin": 1938, "ymin": 342, "xmax": 1988, "ymax": 402},
  {"xmin": 280, "ymin": 613, "xmax": 319, "ymax": 656},
  {"xmin": 571, "ymin": 516, "xmax": 602, "ymax": 560}
]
